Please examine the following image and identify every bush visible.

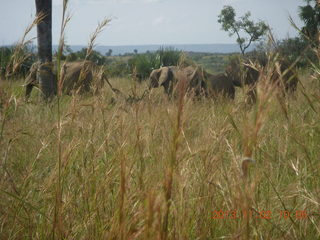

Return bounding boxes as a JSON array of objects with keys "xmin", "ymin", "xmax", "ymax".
[
  {"xmin": 128, "ymin": 53, "xmax": 161, "ymax": 81},
  {"xmin": 251, "ymin": 37, "xmax": 315, "ymax": 68},
  {"xmin": 0, "ymin": 47, "xmax": 13, "ymax": 78},
  {"xmin": 106, "ymin": 59, "xmax": 130, "ymax": 78},
  {"xmin": 157, "ymin": 47, "xmax": 182, "ymax": 66},
  {"xmin": 128, "ymin": 47, "xmax": 182, "ymax": 81},
  {"xmin": 277, "ymin": 37, "xmax": 315, "ymax": 67},
  {"xmin": 65, "ymin": 48, "xmax": 106, "ymax": 65},
  {"xmin": 0, "ymin": 45, "xmax": 36, "ymax": 79}
]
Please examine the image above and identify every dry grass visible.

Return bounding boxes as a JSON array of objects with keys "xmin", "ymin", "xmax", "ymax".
[
  {"xmin": 5, "ymin": 13, "xmax": 44, "ymax": 78},
  {"xmin": 1, "ymin": 2, "xmax": 319, "ymax": 238},
  {"xmin": 0, "ymin": 64, "xmax": 319, "ymax": 239}
]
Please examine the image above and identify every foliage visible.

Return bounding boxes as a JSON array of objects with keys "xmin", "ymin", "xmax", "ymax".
[
  {"xmin": 65, "ymin": 47, "xmax": 106, "ymax": 65},
  {"xmin": 128, "ymin": 53, "xmax": 161, "ymax": 80},
  {"xmin": 276, "ymin": 37, "xmax": 315, "ymax": 67},
  {"xmin": 188, "ymin": 52, "xmax": 230, "ymax": 74},
  {"xmin": 53, "ymin": 45, "xmax": 73, "ymax": 61},
  {"xmin": 0, "ymin": 45, "xmax": 36, "ymax": 79},
  {"xmin": 105, "ymin": 49, "xmax": 113, "ymax": 57},
  {"xmin": 218, "ymin": 5, "xmax": 269, "ymax": 55},
  {"xmin": 157, "ymin": 47, "xmax": 182, "ymax": 67},
  {"xmin": 249, "ymin": 36, "xmax": 316, "ymax": 68},
  {"xmin": 105, "ymin": 58, "xmax": 131, "ymax": 78},
  {"xmin": 128, "ymin": 47, "xmax": 182, "ymax": 81},
  {"xmin": 0, "ymin": 47, "xmax": 13, "ymax": 77},
  {"xmin": 298, "ymin": 0, "xmax": 320, "ymax": 44}
]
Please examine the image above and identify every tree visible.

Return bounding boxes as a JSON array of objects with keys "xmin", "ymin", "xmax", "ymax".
[
  {"xmin": 105, "ymin": 49, "xmax": 113, "ymax": 57},
  {"xmin": 69, "ymin": 48, "xmax": 106, "ymax": 65},
  {"xmin": 218, "ymin": 5, "xmax": 269, "ymax": 55},
  {"xmin": 298, "ymin": 0, "xmax": 320, "ymax": 44},
  {"xmin": 35, "ymin": 0, "xmax": 55, "ymax": 100}
]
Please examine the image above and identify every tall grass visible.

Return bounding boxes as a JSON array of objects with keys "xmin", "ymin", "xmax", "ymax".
[
  {"xmin": 1, "ymin": 55, "xmax": 319, "ymax": 239},
  {"xmin": 1, "ymin": 4, "xmax": 320, "ymax": 240},
  {"xmin": 5, "ymin": 13, "xmax": 44, "ymax": 79}
]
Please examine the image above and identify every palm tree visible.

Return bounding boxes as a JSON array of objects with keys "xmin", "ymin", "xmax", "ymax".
[{"xmin": 35, "ymin": 0, "xmax": 55, "ymax": 100}]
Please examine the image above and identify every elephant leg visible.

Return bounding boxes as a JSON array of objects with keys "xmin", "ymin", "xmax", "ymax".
[
  {"xmin": 25, "ymin": 84, "xmax": 34, "ymax": 100},
  {"xmin": 200, "ymin": 80, "xmax": 208, "ymax": 97},
  {"xmin": 161, "ymin": 69, "xmax": 174, "ymax": 96},
  {"xmin": 163, "ymin": 80, "xmax": 174, "ymax": 97},
  {"xmin": 228, "ymin": 87, "xmax": 235, "ymax": 99}
]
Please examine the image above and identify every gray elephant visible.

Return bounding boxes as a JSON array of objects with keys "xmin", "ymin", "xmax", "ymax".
[
  {"xmin": 25, "ymin": 61, "xmax": 106, "ymax": 99},
  {"xmin": 149, "ymin": 65, "xmax": 235, "ymax": 99},
  {"xmin": 149, "ymin": 66, "xmax": 178, "ymax": 95},
  {"xmin": 226, "ymin": 57, "xmax": 299, "ymax": 103}
]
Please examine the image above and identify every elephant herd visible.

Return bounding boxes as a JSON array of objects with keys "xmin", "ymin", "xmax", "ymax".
[
  {"xmin": 149, "ymin": 58, "xmax": 299, "ymax": 102},
  {"xmin": 25, "ymin": 57, "xmax": 299, "ymax": 102},
  {"xmin": 149, "ymin": 65, "xmax": 235, "ymax": 99}
]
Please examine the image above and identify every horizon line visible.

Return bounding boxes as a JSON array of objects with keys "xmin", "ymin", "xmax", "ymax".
[{"xmin": 1, "ymin": 42, "xmax": 245, "ymax": 47}]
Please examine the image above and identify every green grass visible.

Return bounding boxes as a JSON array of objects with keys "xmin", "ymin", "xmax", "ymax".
[{"xmin": 0, "ymin": 71, "xmax": 319, "ymax": 239}]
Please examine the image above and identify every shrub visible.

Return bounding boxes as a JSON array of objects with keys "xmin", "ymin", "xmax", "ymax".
[
  {"xmin": 65, "ymin": 48, "xmax": 106, "ymax": 65},
  {"xmin": 276, "ymin": 37, "xmax": 315, "ymax": 67},
  {"xmin": 128, "ymin": 53, "xmax": 161, "ymax": 81},
  {"xmin": 157, "ymin": 47, "xmax": 182, "ymax": 66},
  {"xmin": 128, "ymin": 47, "xmax": 182, "ymax": 81},
  {"xmin": 106, "ymin": 59, "xmax": 130, "ymax": 78},
  {"xmin": 250, "ymin": 37, "xmax": 315, "ymax": 68},
  {"xmin": 0, "ymin": 45, "xmax": 36, "ymax": 79}
]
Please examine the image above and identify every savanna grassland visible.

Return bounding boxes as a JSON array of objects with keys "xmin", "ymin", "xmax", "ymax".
[{"xmin": 0, "ymin": 63, "xmax": 320, "ymax": 240}]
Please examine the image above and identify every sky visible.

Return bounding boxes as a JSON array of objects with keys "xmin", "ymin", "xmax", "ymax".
[{"xmin": 0, "ymin": 0, "xmax": 303, "ymax": 46}]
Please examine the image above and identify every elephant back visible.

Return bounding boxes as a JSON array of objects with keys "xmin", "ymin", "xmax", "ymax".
[
  {"xmin": 207, "ymin": 73, "xmax": 235, "ymax": 99},
  {"xmin": 226, "ymin": 59, "xmax": 259, "ymax": 87},
  {"xmin": 178, "ymin": 66, "xmax": 207, "ymax": 96},
  {"xmin": 62, "ymin": 61, "xmax": 94, "ymax": 94}
]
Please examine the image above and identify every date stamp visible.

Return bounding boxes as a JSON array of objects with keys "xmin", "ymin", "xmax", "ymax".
[{"xmin": 211, "ymin": 210, "xmax": 309, "ymax": 220}]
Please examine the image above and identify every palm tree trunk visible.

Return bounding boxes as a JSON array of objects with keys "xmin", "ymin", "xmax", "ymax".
[{"xmin": 35, "ymin": 0, "xmax": 55, "ymax": 100}]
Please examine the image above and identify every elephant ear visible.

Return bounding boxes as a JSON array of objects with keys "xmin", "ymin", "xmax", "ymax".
[
  {"xmin": 149, "ymin": 69, "xmax": 161, "ymax": 88},
  {"xmin": 189, "ymin": 67, "xmax": 204, "ymax": 87},
  {"xmin": 159, "ymin": 67, "xmax": 171, "ymax": 86}
]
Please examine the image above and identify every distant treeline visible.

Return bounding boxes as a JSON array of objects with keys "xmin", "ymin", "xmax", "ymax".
[{"xmin": 0, "ymin": 36, "xmax": 314, "ymax": 81}]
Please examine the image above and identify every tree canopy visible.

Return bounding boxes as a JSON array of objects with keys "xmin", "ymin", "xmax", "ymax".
[
  {"xmin": 218, "ymin": 5, "xmax": 269, "ymax": 55},
  {"xmin": 298, "ymin": 0, "xmax": 320, "ymax": 44}
]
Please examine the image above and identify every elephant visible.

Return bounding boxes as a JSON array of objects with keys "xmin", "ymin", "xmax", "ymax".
[
  {"xmin": 25, "ymin": 61, "xmax": 107, "ymax": 99},
  {"xmin": 149, "ymin": 66, "xmax": 178, "ymax": 95},
  {"xmin": 149, "ymin": 65, "xmax": 235, "ymax": 99},
  {"xmin": 226, "ymin": 57, "xmax": 299, "ymax": 103},
  {"xmin": 205, "ymin": 72, "xmax": 235, "ymax": 99}
]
